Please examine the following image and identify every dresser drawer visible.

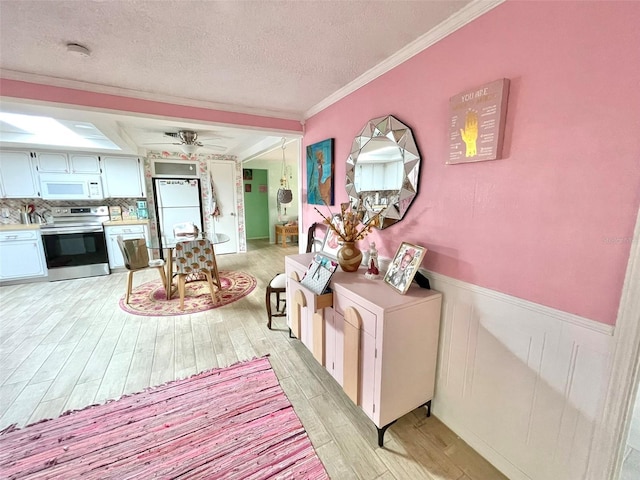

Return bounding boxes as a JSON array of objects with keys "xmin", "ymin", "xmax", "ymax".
[{"xmin": 334, "ymin": 293, "xmax": 376, "ymax": 337}]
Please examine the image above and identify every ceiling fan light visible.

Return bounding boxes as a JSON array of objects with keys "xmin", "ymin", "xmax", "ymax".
[{"xmin": 181, "ymin": 144, "xmax": 198, "ymax": 154}]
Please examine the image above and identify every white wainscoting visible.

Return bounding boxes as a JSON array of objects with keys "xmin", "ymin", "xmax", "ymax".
[{"xmin": 423, "ymin": 270, "xmax": 614, "ymax": 480}]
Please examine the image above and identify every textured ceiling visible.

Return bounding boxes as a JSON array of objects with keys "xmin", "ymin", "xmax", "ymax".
[
  {"xmin": 0, "ymin": 0, "xmax": 485, "ymax": 156},
  {"xmin": 0, "ymin": 0, "xmax": 472, "ymax": 119}
]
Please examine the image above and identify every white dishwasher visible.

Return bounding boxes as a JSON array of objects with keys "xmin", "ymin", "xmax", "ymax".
[
  {"xmin": 104, "ymin": 224, "xmax": 150, "ymax": 269},
  {"xmin": 0, "ymin": 228, "xmax": 47, "ymax": 281}
]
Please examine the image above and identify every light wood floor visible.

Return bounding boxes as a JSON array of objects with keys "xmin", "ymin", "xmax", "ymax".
[{"xmin": 0, "ymin": 239, "xmax": 507, "ymax": 480}]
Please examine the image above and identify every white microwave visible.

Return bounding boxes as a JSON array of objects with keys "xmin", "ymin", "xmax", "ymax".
[{"xmin": 40, "ymin": 174, "xmax": 104, "ymax": 200}]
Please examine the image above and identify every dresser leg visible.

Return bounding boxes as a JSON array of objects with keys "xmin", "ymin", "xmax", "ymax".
[
  {"xmin": 289, "ymin": 328, "xmax": 294, "ymax": 339},
  {"xmin": 377, "ymin": 420, "xmax": 397, "ymax": 447},
  {"xmin": 418, "ymin": 400, "xmax": 432, "ymax": 417}
]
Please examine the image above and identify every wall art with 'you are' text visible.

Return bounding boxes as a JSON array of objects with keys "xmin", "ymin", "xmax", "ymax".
[{"xmin": 448, "ymin": 78, "xmax": 510, "ymax": 164}]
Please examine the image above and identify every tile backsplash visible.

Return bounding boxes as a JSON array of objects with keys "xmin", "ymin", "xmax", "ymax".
[{"xmin": 0, "ymin": 198, "xmax": 144, "ymax": 224}]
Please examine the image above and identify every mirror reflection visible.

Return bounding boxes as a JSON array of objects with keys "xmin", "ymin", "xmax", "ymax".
[
  {"xmin": 355, "ymin": 138, "xmax": 404, "ymax": 191},
  {"xmin": 346, "ymin": 115, "xmax": 421, "ymax": 229}
]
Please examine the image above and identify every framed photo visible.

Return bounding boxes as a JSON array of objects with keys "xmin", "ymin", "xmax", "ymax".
[
  {"xmin": 306, "ymin": 138, "xmax": 334, "ymax": 205},
  {"xmin": 320, "ymin": 215, "xmax": 342, "ymax": 258},
  {"xmin": 243, "ymin": 168, "xmax": 253, "ymax": 180},
  {"xmin": 383, "ymin": 242, "xmax": 427, "ymax": 294}
]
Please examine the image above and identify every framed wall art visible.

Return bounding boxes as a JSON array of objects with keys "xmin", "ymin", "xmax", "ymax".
[
  {"xmin": 383, "ymin": 242, "xmax": 427, "ymax": 294},
  {"xmin": 448, "ymin": 78, "xmax": 510, "ymax": 164},
  {"xmin": 306, "ymin": 138, "xmax": 334, "ymax": 205}
]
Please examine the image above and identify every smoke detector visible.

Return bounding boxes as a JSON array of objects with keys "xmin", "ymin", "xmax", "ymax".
[{"xmin": 66, "ymin": 42, "xmax": 91, "ymax": 57}]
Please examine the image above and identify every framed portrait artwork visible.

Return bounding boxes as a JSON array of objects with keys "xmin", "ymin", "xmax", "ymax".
[
  {"xmin": 306, "ymin": 138, "xmax": 334, "ymax": 205},
  {"xmin": 383, "ymin": 242, "xmax": 427, "ymax": 294},
  {"xmin": 320, "ymin": 215, "xmax": 342, "ymax": 258}
]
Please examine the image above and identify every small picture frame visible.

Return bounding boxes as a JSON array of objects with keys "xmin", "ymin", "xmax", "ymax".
[
  {"xmin": 383, "ymin": 242, "xmax": 427, "ymax": 294},
  {"xmin": 109, "ymin": 206, "xmax": 122, "ymax": 221},
  {"xmin": 320, "ymin": 215, "xmax": 342, "ymax": 258}
]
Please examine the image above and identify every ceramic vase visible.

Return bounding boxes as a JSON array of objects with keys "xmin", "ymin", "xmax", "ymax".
[{"xmin": 337, "ymin": 241, "xmax": 362, "ymax": 272}]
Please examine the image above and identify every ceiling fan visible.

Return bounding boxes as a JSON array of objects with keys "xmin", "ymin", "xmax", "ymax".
[{"xmin": 145, "ymin": 130, "xmax": 228, "ymax": 154}]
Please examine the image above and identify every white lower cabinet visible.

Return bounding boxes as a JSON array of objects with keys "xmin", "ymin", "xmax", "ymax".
[
  {"xmin": 104, "ymin": 223, "xmax": 150, "ymax": 268},
  {"xmin": 0, "ymin": 229, "xmax": 47, "ymax": 281},
  {"xmin": 285, "ymin": 252, "xmax": 442, "ymax": 446}
]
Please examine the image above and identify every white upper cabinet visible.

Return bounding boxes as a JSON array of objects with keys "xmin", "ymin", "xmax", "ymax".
[
  {"xmin": 0, "ymin": 151, "xmax": 40, "ymax": 198},
  {"xmin": 36, "ymin": 152, "xmax": 101, "ymax": 174},
  {"xmin": 69, "ymin": 154, "xmax": 101, "ymax": 174},
  {"xmin": 35, "ymin": 152, "xmax": 69, "ymax": 173},
  {"xmin": 102, "ymin": 156, "xmax": 146, "ymax": 198}
]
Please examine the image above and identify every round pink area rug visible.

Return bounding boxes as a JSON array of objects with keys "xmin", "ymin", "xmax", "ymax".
[{"xmin": 119, "ymin": 271, "xmax": 257, "ymax": 316}]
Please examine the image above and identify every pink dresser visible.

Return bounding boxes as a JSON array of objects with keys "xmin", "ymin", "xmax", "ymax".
[{"xmin": 285, "ymin": 252, "xmax": 442, "ymax": 446}]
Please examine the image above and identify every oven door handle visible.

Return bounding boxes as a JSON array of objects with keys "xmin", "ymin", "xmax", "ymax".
[{"xmin": 42, "ymin": 227, "xmax": 104, "ymax": 235}]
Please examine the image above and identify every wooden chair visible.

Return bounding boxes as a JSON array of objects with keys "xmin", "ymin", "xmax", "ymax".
[
  {"xmin": 266, "ymin": 222, "xmax": 328, "ymax": 329},
  {"xmin": 117, "ymin": 236, "xmax": 166, "ymax": 304},
  {"xmin": 173, "ymin": 238, "xmax": 220, "ymax": 310}
]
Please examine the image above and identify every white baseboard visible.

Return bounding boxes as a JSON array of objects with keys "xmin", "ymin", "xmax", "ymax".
[{"xmin": 421, "ymin": 269, "xmax": 614, "ymax": 480}]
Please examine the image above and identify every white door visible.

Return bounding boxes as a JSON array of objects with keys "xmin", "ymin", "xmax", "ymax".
[{"xmin": 208, "ymin": 161, "xmax": 238, "ymax": 254}]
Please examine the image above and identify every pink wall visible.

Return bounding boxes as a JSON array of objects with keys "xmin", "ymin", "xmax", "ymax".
[
  {"xmin": 303, "ymin": 1, "xmax": 640, "ymax": 325},
  {"xmin": 0, "ymin": 79, "xmax": 303, "ymax": 132}
]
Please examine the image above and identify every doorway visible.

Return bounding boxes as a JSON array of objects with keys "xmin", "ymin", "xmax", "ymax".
[
  {"xmin": 243, "ymin": 168, "xmax": 269, "ymax": 240},
  {"xmin": 208, "ymin": 160, "xmax": 239, "ymax": 254}
]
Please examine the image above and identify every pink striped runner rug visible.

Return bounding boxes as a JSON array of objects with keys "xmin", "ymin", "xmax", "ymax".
[{"xmin": 0, "ymin": 357, "xmax": 329, "ymax": 479}]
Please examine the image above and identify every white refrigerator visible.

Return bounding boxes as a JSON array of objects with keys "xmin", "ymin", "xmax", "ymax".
[{"xmin": 154, "ymin": 179, "xmax": 203, "ymax": 247}]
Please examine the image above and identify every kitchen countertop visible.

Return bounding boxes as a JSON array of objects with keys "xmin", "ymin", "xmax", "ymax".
[
  {"xmin": 0, "ymin": 223, "xmax": 41, "ymax": 231},
  {"xmin": 103, "ymin": 219, "xmax": 150, "ymax": 226}
]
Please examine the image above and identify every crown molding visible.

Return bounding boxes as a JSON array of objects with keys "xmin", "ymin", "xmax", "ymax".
[
  {"xmin": 303, "ymin": 0, "xmax": 505, "ymax": 119},
  {"xmin": 0, "ymin": 70, "xmax": 304, "ymax": 122}
]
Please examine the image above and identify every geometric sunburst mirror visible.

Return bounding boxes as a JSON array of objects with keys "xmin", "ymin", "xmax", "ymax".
[{"xmin": 345, "ymin": 115, "xmax": 421, "ymax": 229}]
